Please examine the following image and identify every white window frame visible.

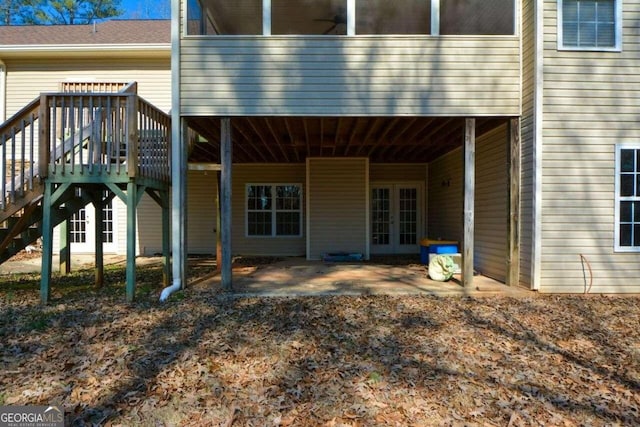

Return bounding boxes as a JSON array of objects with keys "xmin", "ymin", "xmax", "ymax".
[
  {"xmin": 557, "ymin": 0, "xmax": 622, "ymax": 52},
  {"xmin": 614, "ymin": 143, "xmax": 640, "ymax": 252},
  {"xmin": 245, "ymin": 183, "xmax": 303, "ymax": 238}
]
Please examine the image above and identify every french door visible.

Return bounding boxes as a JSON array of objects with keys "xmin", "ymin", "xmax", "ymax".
[
  {"xmin": 70, "ymin": 191, "xmax": 118, "ymax": 253},
  {"xmin": 371, "ymin": 184, "xmax": 421, "ymax": 254}
]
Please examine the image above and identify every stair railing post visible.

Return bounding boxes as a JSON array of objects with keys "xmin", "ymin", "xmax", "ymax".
[
  {"xmin": 38, "ymin": 95, "xmax": 50, "ymax": 179},
  {"xmin": 126, "ymin": 94, "xmax": 138, "ymax": 178}
]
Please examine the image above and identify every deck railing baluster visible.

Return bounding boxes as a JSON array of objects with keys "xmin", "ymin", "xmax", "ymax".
[
  {"xmin": 10, "ymin": 127, "xmax": 16, "ymax": 203},
  {"xmin": 1, "ymin": 133, "xmax": 6, "ymax": 210},
  {"xmin": 51, "ymin": 96, "xmax": 57, "ymax": 175},
  {"xmin": 29, "ymin": 114, "xmax": 34, "ymax": 191}
]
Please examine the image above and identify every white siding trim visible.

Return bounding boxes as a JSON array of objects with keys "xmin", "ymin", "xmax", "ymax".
[
  {"xmin": 0, "ymin": 59, "xmax": 5, "ymax": 122},
  {"xmin": 614, "ymin": 143, "xmax": 640, "ymax": 252},
  {"xmin": 347, "ymin": 0, "xmax": 356, "ymax": 36},
  {"xmin": 263, "ymin": 0, "xmax": 272, "ymax": 36},
  {"xmin": 431, "ymin": 0, "xmax": 440, "ymax": 35}
]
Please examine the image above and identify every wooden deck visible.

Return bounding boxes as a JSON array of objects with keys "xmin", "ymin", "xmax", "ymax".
[{"xmin": 0, "ymin": 82, "xmax": 172, "ymax": 303}]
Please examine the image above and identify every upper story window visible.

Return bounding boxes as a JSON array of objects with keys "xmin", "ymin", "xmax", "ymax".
[
  {"xmin": 558, "ymin": 0, "xmax": 622, "ymax": 51},
  {"xmin": 187, "ymin": 0, "xmax": 516, "ymax": 36},
  {"xmin": 615, "ymin": 144, "xmax": 640, "ymax": 252}
]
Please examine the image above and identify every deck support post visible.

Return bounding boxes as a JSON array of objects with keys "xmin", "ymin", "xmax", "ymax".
[
  {"xmin": 216, "ymin": 172, "xmax": 222, "ymax": 273},
  {"xmin": 93, "ymin": 189, "xmax": 104, "ymax": 288},
  {"xmin": 40, "ymin": 181, "xmax": 54, "ymax": 304},
  {"xmin": 462, "ymin": 118, "xmax": 476, "ymax": 289},
  {"xmin": 220, "ymin": 118, "xmax": 233, "ymax": 291},
  {"xmin": 507, "ymin": 118, "xmax": 521, "ymax": 287},
  {"xmin": 126, "ymin": 182, "xmax": 137, "ymax": 302},
  {"xmin": 59, "ymin": 218, "xmax": 71, "ymax": 275}
]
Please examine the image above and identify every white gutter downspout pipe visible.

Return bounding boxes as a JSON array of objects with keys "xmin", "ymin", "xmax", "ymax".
[{"xmin": 161, "ymin": 0, "xmax": 185, "ymax": 302}]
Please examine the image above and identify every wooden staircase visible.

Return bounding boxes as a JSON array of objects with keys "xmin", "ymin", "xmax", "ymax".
[{"xmin": 0, "ymin": 82, "xmax": 172, "ymax": 302}]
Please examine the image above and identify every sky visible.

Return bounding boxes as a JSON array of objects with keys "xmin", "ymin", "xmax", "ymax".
[{"xmin": 119, "ymin": 0, "xmax": 170, "ymax": 20}]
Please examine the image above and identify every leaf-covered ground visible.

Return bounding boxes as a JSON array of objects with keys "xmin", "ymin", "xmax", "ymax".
[{"xmin": 0, "ymin": 260, "xmax": 639, "ymax": 426}]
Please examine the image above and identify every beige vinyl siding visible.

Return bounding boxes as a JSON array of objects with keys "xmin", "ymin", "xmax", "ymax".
[
  {"xmin": 539, "ymin": 0, "xmax": 640, "ymax": 292},
  {"xmin": 187, "ymin": 170, "xmax": 218, "ymax": 254},
  {"xmin": 233, "ymin": 164, "xmax": 306, "ymax": 256},
  {"xmin": 475, "ymin": 124, "xmax": 509, "ymax": 282},
  {"xmin": 369, "ymin": 163, "xmax": 427, "ymax": 182},
  {"xmin": 4, "ymin": 57, "xmax": 171, "ymax": 118},
  {"xmin": 307, "ymin": 158, "xmax": 368, "ymax": 260},
  {"xmin": 519, "ymin": 0, "xmax": 536, "ymax": 288},
  {"xmin": 180, "ymin": 37, "xmax": 521, "ymax": 117},
  {"xmin": 428, "ymin": 148, "xmax": 463, "ymax": 243},
  {"xmin": 136, "ymin": 194, "xmax": 163, "ymax": 256}
]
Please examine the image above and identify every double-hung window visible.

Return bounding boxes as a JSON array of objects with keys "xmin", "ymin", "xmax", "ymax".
[
  {"xmin": 615, "ymin": 144, "xmax": 640, "ymax": 251},
  {"xmin": 558, "ymin": 0, "xmax": 622, "ymax": 51},
  {"xmin": 246, "ymin": 184, "xmax": 302, "ymax": 237}
]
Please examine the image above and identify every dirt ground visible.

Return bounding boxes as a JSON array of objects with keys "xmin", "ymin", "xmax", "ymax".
[{"xmin": 0, "ymin": 257, "xmax": 638, "ymax": 426}]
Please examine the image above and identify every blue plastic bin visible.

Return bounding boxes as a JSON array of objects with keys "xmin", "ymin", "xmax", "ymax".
[{"xmin": 419, "ymin": 239, "xmax": 459, "ymax": 264}]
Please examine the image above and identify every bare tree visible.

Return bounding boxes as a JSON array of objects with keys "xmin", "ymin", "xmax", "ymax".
[
  {"xmin": 26, "ymin": 0, "xmax": 124, "ymax": 25},
  {"xmin": 0, "ymin": 0, "xmax": 33, "ymax": 25}
]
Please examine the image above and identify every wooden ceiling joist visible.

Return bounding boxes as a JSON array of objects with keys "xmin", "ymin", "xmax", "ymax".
[{"xmin": 184, "ymin": 116, "xmax": 510, "ymax": 164}]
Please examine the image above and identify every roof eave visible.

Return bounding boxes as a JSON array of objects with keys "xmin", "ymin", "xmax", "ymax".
[{"xmin": 0, "ymin": 44, "xmax": 171, "ymax": 58}]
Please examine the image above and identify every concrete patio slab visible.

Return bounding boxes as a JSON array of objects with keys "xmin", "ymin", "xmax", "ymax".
[{"xmin": 221, "ymin": 257, "xmax": 534, "ymax": 298}]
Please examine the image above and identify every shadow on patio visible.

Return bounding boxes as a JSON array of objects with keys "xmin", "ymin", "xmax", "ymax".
[{"xmin": 195, "ymin": 256, "xmax": 533, "ymax": 298}]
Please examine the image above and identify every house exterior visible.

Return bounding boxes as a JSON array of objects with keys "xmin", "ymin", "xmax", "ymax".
[
  {"xmin": 169, "ymin": 0, "xmax": 640, "ymax": 295},
  {"xmin": 2, "ymin": 1, "xmax": 638, "ymax": 297}
]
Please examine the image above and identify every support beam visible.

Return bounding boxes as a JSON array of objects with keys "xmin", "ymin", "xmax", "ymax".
[
  {"xmin": 462, "ymin": 118, "xmax": 475, "ymax": 289},
  {"xmin": 507, "ymin": 118, "xmax": 521, "ymax": 287},
  {"xmin": 216, "ymin": 172, "xmax": 222, "ymax": 272},
  {"xmin": 220, "ymin": 118, "xmax": 233, "ymax": 291},
  {"xmin": 126, "ymin": 182, "xmax": 138, "ymax": 302},
  {"xmin": 40, "ymin": 181, "xmax": 54, "ymax": 304},
  {"xmin": 59, "ymin": 218, "xmax": 71, "ymax": 276},
  {"xmin": 93, "ymin": 191, "xmax": 104, "ymax": 288}
]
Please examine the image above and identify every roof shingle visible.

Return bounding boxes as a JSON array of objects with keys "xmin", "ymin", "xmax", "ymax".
[{"xmin": 0, "ymin": 20, "xmax": 170, "ymax": 46}]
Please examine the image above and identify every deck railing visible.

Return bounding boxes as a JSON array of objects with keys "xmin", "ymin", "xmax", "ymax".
[
  {"xmin": 1, "ymin": 82, "xmax": 171, "ymax": 212},
  {"xmin": 39, "ymin": 86, "xmax": 171, "ymax": 182},
  {"xmin": 0, "ymin": 98, "xmax": 41, "ymax": 211}
]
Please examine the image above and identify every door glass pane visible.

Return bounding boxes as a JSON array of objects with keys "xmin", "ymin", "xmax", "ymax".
[
  {"xmin": 398, "ymin": 188, "xmax": 417, "ymax": 245},
  {"xmin": 102, "ymin": 196, "xmax": 114, "ymax": 244},
  {"xmin": 372, "ymin": 188, "xmax": 390, "ymax": 245},
  {"xmin": 70, "ymin": 208, "xmax": 87, "ymax": 243}
]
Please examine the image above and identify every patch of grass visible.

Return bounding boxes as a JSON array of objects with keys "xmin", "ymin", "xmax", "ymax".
[
  {"xmin": 24, "ymin": 310, "xmax": 54, "ymax": 332},
  {"xmin": 368, "ymin": 371, "xmax": 383, "ymax": 384},
  {"xmin": 0, "ymin": 392, "xmax": 5, "ymax": 406}
]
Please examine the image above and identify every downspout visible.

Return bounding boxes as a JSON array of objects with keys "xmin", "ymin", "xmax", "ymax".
[
  {"xmin": 161, "ymin": 0, "xmax": 186, "ymax": 302},
  {"xmin": 531, "ymin": 0, "xmax": 544, "ymax": 290},
  {"xmin": 0, "ymin": 59, "xmax": 6, "ymax": 122}
]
